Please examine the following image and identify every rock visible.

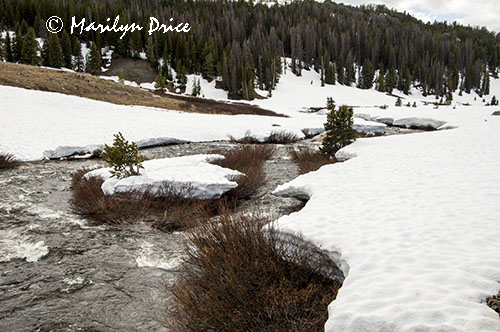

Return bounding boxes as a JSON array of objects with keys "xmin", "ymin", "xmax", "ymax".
[
  {"xmin": 301, "ymin": 127, "xmax": 325, "ymax": 138},
  {"xmin": 491, "ymin": 111, "xmax": 500, "ymax": 116},
  {"xmin": 393, "ymin": 117, "xmax": 446, "ymax": 131},
  {"xmin": 135, "ymin": 137, "xmax": 189, "ymax": 149},
  {"xmin": 354, "ymin": 113, "xmax": 373, "ymax": 121},
  {"xmin": 43, "ymin": 145, "xmax": 104, "ymax": 160},
  {"xmin": 376, "ymin": 117, "xmax": 394, "ymax": 126}
]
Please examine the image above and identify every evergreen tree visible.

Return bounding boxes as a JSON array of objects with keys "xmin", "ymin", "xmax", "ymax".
[
  {"xmin": 154, "ymin": 71, "xmax": 167, "ymax": 92},
  {"xmin": 48, "ymin": 33, "xmax": 64, "ymax": 68},
  {"xmin": 72, "ymin": 37, "xmax": 84, "ymax": 72},
  {"xmin": 320, "ymin": 102, "xmax": 356, "ymax": 157},
  {"xmin": 191, "ymin": 78, "xmax": 201, "ymax": 96},
  {"xmin": 395, "ymin": 97, "xmax": 402, "ymax": 106},
  {"xmin": 20, "ymin": 27, "xmax": 40, "ymax": 65},
  {"xmin": 202, "ymin": 52, "xmax": 215, "ymax": 80},
  {"xmin": 13, "ymin": 26, "xmax": 23, "ymax": 62},
  {"xmin": 491, "ymin": 95, "xmax": 498, "ymax": 106},
  {"xmin": 4, "ymin": 33, "xmax": 13, "ymax": 62},
  {"xmin": 60, "ymin": 29, "xmax": 72, "ymax": 68},
  {"xmin": 377, "ymin": 65, "xmax": 385, "ymax": 92},
  {"xmin": 86, "ymin": 42, "xmax": 102, "ymax": 75},
  {"xmin": 360, "ymin": 59, "xmax": 375, "ymax": 89}
]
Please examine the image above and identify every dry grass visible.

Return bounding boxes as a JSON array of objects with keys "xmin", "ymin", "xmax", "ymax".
[
  {"xmin": 0, "ymin": 153, "xmax": 20, "ymax": 170},
  {"xmin": 0, "ymin": 62, "xmax": 282, "ymax": 117},
  {"xmin": 289, "ymin": 146, "xmax": 335, "ymax": 174},
  {"xmin": 230, "ymin": 130, "xmax": 299, "ymax": 144},
  {"xmin": 69, "ymin": 168, "xmax": 218, "ymax": 231},
  {"xmin": 212, "ymin": 145, "xmax": 275, "ymax": 200},
  {"xmin": 166, "ymin": 212, "xmax": 342, "ymax": 332},
  {"xmin": 487, "ymin": 292, "xmax": 500, "ymax": 316}
]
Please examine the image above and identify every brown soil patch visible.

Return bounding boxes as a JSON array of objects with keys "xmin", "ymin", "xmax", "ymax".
[
  {"xmin": 0, "ymin": 62, "xmax": 282, "ymax": 117},
  {"xmin": 102, "ymin": 55, "xmax": 157, "ymax": 84}
]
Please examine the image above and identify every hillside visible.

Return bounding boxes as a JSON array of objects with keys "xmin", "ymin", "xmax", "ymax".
[
  {"xmin": 0, "ymin": 62, "xmax": 279, "ymax": 116},
  {"xmin": 1, "ymin": 0, "xmax": 499, "ymax": 101}
]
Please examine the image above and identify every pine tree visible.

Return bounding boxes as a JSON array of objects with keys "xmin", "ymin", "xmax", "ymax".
[
  {"xmin": 119, "ymin": 70, "xmax": 125, "ymax": 83},
  {"xmin": 86, "ymin": 42, "xmax": 102, "ymax": 75},
  {"xmin": 4, "ymin": 33, "xmax": 14, "ymax": 62},
  {"xmin": 60, "ymin": 29, "xmax": 72, "ymax": 68},
  {"xmin": 72, "ymin": 37, "xmax": 84, "ymax": 72},
  {"xmin": 395, "ymin": 97, "xmax": 402, "ymax": 107},
  {"xmin": 320, "ymin": 103, "xmax": 356, "ymax": 157},
  {"xmin": 377, "ymin": 65, "xmax": 385, "ymax": 92},
  {"xmin": 191, "ymin": 78, "xmax": 201, "ymax": 96},
  {"xmin": 202, "ymin": 52, "xmax": 215, "ymax": 80},
  {"xmin": 13, "ymin": 26, "xmax": 23, "ymax": 62},
  {"xmin": 48, "ymin": 33, "xmax": 64, "ymax": 68},
  {"xmin": 21, "ymin": 28, "xmax": 40, "ymax": 65},
  {"xmin": 154, "ymin": 71, "xmax": 167, "ymax": 92},
  {"xmin": 360, "ymin": 59, "xmax": 375, "ymax": 89}
]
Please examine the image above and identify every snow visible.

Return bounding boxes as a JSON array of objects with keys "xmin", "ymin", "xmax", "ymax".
[
  {"xmin": 273, "ymin": 106, "xmax": 500, "ymax": 332},
  {"xmin": 85, "ymin": 154, "xmax": 242, "ymax": 199},
  {"xmin": 0, "ymin": 85, "xmax": 325, "ymax": 161}
]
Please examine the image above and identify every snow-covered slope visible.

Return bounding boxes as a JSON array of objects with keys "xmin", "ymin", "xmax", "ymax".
[
  {"xmin": 273, "ymin": 107, "xmax": 500, "ymax": 332},
  {"xmin": 0, "ymin": 85, "xmax": 324, "ymax": 161}
]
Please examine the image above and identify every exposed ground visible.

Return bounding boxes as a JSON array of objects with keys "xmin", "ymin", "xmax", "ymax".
[
  {"xmin": 102, "ymin": 56, "xmax": 157, "ymax": 84},
  {"xmin": 0, "ymin": 62, "xmax": 280, "ymax": 117}
]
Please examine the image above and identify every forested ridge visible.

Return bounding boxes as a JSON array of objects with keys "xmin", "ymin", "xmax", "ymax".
[{"xmin": 1, "ymin": 0, "xmax": 499, "ymax": 100}]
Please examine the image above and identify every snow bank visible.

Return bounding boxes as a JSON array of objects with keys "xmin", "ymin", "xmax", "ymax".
[
  {"xmin": 273, "ymin": 108, "xmax": 500, "ymax": 331},
  {"xmin": 85, "ymin": 154, "xmax": 241, "ymax": 199}
]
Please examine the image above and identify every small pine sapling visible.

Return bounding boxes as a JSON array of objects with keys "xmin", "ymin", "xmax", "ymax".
[
  {"xmin": 320, "ymin": 100, "xmax": 356, "ymax": 158},
  {"xmin": 395, "ymin": 97, "xmax": 402, "ymax": 107},
  {"xmin": 101, "ymin": 132, "xmax": 145, "ymax": 179},
  {"xmin": 118, "ymin": 70, "xmax": 125, "ymax": 83},
  {"xmin": 154, "ymin": 72, "xmax": 167, "ymax": 92}
]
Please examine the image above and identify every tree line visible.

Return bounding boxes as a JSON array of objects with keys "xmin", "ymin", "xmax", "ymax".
[{"xmin": 1, "ymin": 0, "xmax": 499, "ymax": 100}]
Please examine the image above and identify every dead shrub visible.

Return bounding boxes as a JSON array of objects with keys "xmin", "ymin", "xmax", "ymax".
[
  {"xmin": 166, "ymin": 212, "xmax": 343, "ymax": 332},
  {"xmin": 228, "ymin": 133, "xmax": 263, "ymax": 144},
  {"xmin": 0, "ymin": 153, "xmax": 20, "ymax": 170},
  {"xmin": 213, "ymin": 145, "xmax": 275, "ymax": 200},
  {"xmin": 69, "ymin": 168, "xmax": 216, "ymax": 231},
  {"xmin": 267, "ymin": 130, "xmax": 300, "ymax": 144},
  {"xmin": 230, "ymin": 130, "xmax": 299, "ymax": 144},
  {"xmin": 290, "ymin": 146, "xmax": 335, "ymax": 174}
]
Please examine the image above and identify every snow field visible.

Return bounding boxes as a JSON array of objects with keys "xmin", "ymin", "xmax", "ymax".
[{"xmin": 273, "ymin": 109, "xmax": 500, "ymax": 331}]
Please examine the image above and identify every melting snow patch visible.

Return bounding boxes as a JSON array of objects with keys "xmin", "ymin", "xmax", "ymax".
[
  {"xmin": 0, "ymin": 229, "xmax": 49, "ymax": 263},
  {"xmin": 85, "ymin": 154, "xmax": 241, "ymax": 199}
]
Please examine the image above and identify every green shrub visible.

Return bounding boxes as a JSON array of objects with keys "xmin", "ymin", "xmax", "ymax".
[
  {"xmin": 101, "ymin": 132, "xmax": 145, "ymax": 179},
  {"xmin": 320, "ymin": 102, "xmax": 356, "ymax": 157}
]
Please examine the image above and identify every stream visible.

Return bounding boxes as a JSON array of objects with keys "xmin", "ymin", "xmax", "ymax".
[{"xmin": 0, "ymin": 141, "xmax": 306, "ymax": 332}]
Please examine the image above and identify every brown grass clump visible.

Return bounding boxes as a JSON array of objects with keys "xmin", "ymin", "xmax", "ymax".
[
  {"xmin": 290, "ymin": 146, "xmax": 335, "ymax": 174},
  {"xmin": 166, "ymin": 212, "xmax": 343, "ymax": 332},
  {"xmin": 487, "ymin": 292, "xmax": 500, "ymax": 316},
  {"xmin": 69, "ymin": 168, "xmax": 216, "ymax": 231},
  {"xmin": 0, "ymin": 153, "xmax": 20, "ymax": 170},
  {"xmin": 267, "ymin": 130, "xmax": 300, "ymax": 144},
  {"xmin": 230, "ymin": 130, "xmax": 299, "ymax": 144},
  {"xmin": 213, "ymin": 145, "xmax": 275, "ymax": 200}
]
